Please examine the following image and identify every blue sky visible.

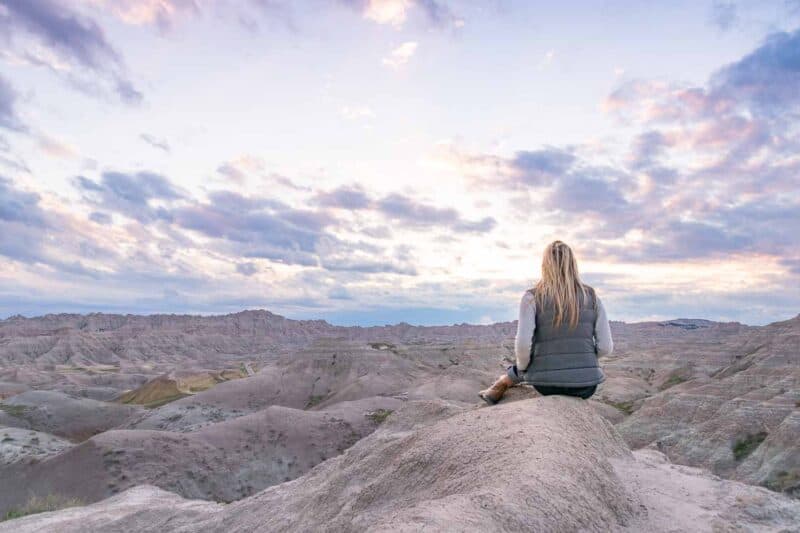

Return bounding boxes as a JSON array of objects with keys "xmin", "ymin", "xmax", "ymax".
[{"xmin": 0, "ymin": 0, "xmax": 799, "ymax": 325}]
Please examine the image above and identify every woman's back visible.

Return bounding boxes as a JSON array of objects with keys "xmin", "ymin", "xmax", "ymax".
[
  {"xmin": 479, "ymin": 241, "xmax": 613, "ymax": 404},
  {"xmin": 525, "ymin": 284, "xmax": 605, "ymax": 388}
]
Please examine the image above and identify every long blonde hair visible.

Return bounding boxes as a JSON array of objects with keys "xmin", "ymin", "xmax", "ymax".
[{"xmin": 533, "ymin": 240, "xmax": 589, "ymax": 329}]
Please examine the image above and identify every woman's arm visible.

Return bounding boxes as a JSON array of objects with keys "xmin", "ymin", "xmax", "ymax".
[
  {"xmin": 514, "ymin": 291, "xmax": 536, "ymax": 371},
  {"xmin": 595, "ymin": 297, "xmax": 614, "ymax": 357}
]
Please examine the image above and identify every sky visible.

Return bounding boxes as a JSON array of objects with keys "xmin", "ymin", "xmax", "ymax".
[{"xmin": 0, "ymin": 0, "xmax": 799, "ymax": 326}]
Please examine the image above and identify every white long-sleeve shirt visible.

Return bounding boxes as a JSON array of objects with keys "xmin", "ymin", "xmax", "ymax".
[{"xmin": 514, "ymin": 290, "xmax": 613, "ymax": 371}]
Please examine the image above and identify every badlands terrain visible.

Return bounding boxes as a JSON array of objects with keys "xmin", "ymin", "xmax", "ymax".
[{"xmin": 0, "ymin": 309, "xmax": 798, "ymax": 531}]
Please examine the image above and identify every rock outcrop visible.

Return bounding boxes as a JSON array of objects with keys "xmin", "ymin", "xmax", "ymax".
[
  {"xmin": 616, "ymin": 315, "xmax": 800, "ymax": 496},
  {"xmin": 3, "ymin": 398, "xmax": 799, "ymax": 532},
  {"xmin": 1, "ymin": 308, "xmax": 799, "ymax": 519},
  {"xmin": 0, "ymin": 391, "xmax": 140, "ymax": 441},
  {"xmin": 0, "ymin": 396, "xmax": 402, "ymax": 513}
]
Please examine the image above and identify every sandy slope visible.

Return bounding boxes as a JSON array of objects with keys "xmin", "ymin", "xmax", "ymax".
[
  {"xmin": 1, "ymin": 309, "xmax": 798, "ymax": 517},
  {"xmin": 0, "ymin": 390, "xmax": 140, "ymax": 441},
  {"xmin": 124, "ymin": 341, "xmax": 486, "ymax": 432},
  {"xmin": 3, "ymin": 397, "xmax": 798, "ymax": 533},
  {"xmin": 0, "ymin": 396, "xmax": 402, "ymax": 514}
]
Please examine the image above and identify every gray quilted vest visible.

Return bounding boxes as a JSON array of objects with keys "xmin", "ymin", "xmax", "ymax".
[{"xmin": 524, "ymin": 286, "xmax": 605, "ymax": 387}]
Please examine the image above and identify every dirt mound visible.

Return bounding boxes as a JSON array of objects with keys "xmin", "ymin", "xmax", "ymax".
[
  {"xmin": 0, "ymin": 397, "xmax": 636, "ymax": 531},
  {"xmin": 614, "ymin": 449, "xmax": 800, "ymax": 531},
  {"xmin": 0, "ymin": 382, "xmax": 28, "ymax": 400},
  {"xmin": 116, "ymin": 369, "xmax": 247, "ymax": 408},
  {"xmin": 0, "ymin": 427, "xmax": 72, "ymax": 465},
  {"xmin": 126, "ymin": 340, "xmax": 487, "ymax": 432},
  {"xmin": 616, "ymin": 318, "xmax": 800, "ymax": 496},
  {"xmin": 0, "ymin": 391, "xmax": 140, "ymax": 441},
  {"xmin": 0, "ymin": 396, "xmax": 402, "ymax": 514},
  {"xmin": 4, "ymin": 397, "xmax": 800, "ymax": 532},
  {"xmin": 203, "ymin": 396, "xmax": 635, "ymax": 532},
  {"xmin": 1, "ymin": 308, "xmax": 799, "ymax": 506}
]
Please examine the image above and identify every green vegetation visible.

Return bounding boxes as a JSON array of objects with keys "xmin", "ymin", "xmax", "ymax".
[
  {"xmin": 366, "ymin": 409, "xmax": 394, "ymax": 424},
  {"xmin": 659, "ymin": 373, "xmax": 688, "ymax": 391},
  {"xmin": 732, "ymin": 431, "xmax": 768, "ymax": 461},
  {"xmin": 604, "ymin": 400, "xmax": 636, "ymax": 415},
  {"xmin": 305, "ymin": 395, "xmax": 325, "ymax": 409},
  {"xmin": 0, "ymin": 404, "xmax": 27, "ymax": 418},
  {"xmin": 369, "ymin": 342, "xmax": 396, "ymax": 351},
  {"xmin": 763, "ymin": 470, "xmax": 800, "ymax": 495},
  {"xmin": 2, "ymin": 494, "xmax": 84, "ymax": 522}
]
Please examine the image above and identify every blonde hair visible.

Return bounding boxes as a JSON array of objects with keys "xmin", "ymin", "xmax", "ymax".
[{"xmin": 533, "ymin": 240, "xmax": 589, "ymax": 329}]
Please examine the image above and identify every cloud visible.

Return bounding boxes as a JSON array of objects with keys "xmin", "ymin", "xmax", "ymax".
[
  {"xmin": 327, "ymin": 286, "xmax": 353, "ymax": 300},
  {"xmin": 382, "ymin": 41, "xmax": 418, "ymax": 68},
  {"xmin": 140, "ymin": 133, "xmax": 170, "ymax": 153},
  {"xmin": 89, "ymin": 211, "xmax": 111, "ymax": 224},
  {"xmin": 171, "ymin": 190, "xmax": 331, "ymax": 266},
  {"xmin": 0, "ymin": 133, "xmax": 30, "ymax": 172},
  {"xmin": 511, "ymin": 148, "xmax": 576, "ymax": 186},
  {"xmin": 448, "ymin": 28, "xmax": 800, "ymax": 268},
  {"xmin": 376, "ymin": 193, "xmax": 496, "ymax": 233},
  {"xmin": 236, "ymin": 262, "xmax": 258, "ymax": 276},
  {"xmin": 0, "ymin": 75, "xmax": 24, "ymax": 131},
  {"xmin": 315, "ymin": 185, "xmax": 372, "ymax": 209},
  {"xmin": 171, "ymin": 190, "xmax": 415, "ymax": 275},
  {"xmin": 605, "ymin": 28, "xmax": 800, "ymax": 124},
  {"xmin": 85, "ymin": 0, "xmax": 199, "ymax": 32},
  {"xmin": 0, "ymin": 176, "xmax": 96, "ymax": 271},
  {"xmin": 628, "ymin": 130, "xmax": 673, "ymax": 171},
  {"xmin": 710, "ymin": 27, "xmax": 800, "ymax": 116},
  {"xmin": 316, "ymin": 186, "xmax": 496, "ymax": 234},
  {"xmin": 38, "ymin": 134, "xmax": 77, "ymax": 158},
  {"xmin": 0, "ymin": 176, "xmax": 47, "ymax": 226},
  {"xmin": 217, "ymin": 162, "xmax": 247, "ymax": 183},
  {"xmin": 546, "ymin": 171, "xmax": 630, "ymax": 217},
  {"xmin": 75, "ymin": 171, "xmax": 184, "ymax": 223},
  {"xmin": 215, "ymin": 156, "xmax": 304, "ymax": 190},
  {"xmin": 415, "ymin": 0, "xmax": 460, "ymax": 27},
  {"xmin": 320, "ymin": 256, "xmax": 417, "ymax": 275},
  {"xmin": 68, "ymin": 169, "xmax": 487, "ymax": 276},
  {"xmin": 0, "ymin": 0, "xmax": 142, "ymax": 103},
  {"xmin": 362, "ymin": 0, "xmax": 412, "ymax": 26},
  {"xmin": 709, "ymin": 1, "xmax": 738, "ymax": 31},
  {"xmin": 349, "ymin": 0, "xmax": 459, "ymax": 28}
]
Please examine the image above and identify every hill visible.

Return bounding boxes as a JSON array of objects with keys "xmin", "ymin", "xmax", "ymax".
[{"xmin": 1, "ymin": 397, "xmax": 798, "ymax": 532}]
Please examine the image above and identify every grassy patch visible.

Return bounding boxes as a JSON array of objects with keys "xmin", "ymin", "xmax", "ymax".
[
  {"xmin": 659, "ymin": 373, "xmax": 688, "ymax": 391},
  {"xmin": 366, "ymin": 409, "xmax": 393, "ymax": 424},
  {"xmin": 604, "ymin": 400, "xmax": 636, "ymax": 415},
  {"xmin": 305, "ymin": 395, "xmax": 325, "ymax": 409},
  {"xmin": 732, "ymin": 431, "xmax": 768, "ymax": 461},
  {"xmin": 2, "ymin": 494, "xmax": 84, "ymax": 522},
  {"xmin": 369, "ymin": 342, "xmax": 396, "ymax": 351},
  {"xmin": 0, "ymin": 404, "xmax": 27, "ymax": 418},
  {"xmin": 763, "ymin": 470, "xmax": 800, "ymax": 495}
]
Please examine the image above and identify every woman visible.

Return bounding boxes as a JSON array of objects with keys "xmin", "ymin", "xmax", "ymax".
[{"xmin": 479, "ymin": 240, "xmax": 613, "ymax": 404}]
